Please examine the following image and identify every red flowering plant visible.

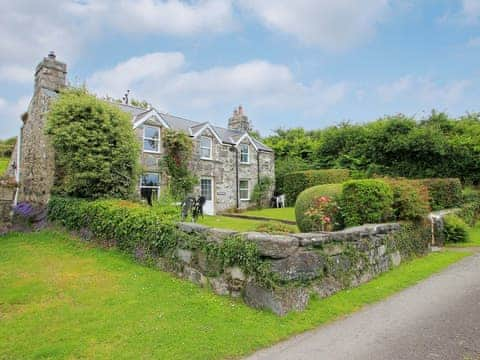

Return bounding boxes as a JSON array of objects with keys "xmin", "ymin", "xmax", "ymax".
[{"xmin": 304, "ymin": 195, "xmax": 339, "ymax": 232}]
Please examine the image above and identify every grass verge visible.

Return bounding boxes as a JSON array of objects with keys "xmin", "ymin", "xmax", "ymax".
[{"xmin": 0, "ymin": 230, "xmax": 470, "ymax": 359}]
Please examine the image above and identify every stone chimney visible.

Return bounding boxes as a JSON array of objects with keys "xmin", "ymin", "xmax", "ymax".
[
  {"xmin": 228, "ymin": 105, "xmax": 251, "ymax": 132},
  {"xmin": 34, "ymin": 51, "xmax": 67, "ymax": 93}
]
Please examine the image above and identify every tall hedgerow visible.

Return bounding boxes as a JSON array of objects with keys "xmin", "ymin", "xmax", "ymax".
[{"xmin": 46, "ymin": 88, "xmax": 140, "ymax": 199}]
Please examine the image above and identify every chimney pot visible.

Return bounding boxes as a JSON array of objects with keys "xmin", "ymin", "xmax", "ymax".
[
  {"xmin": 48, "ymin": 51, "xmax": 56, "ymax": 60},
  {"xmin": 238, "ymin": 105, "xmax": 243, "ymax": 115}
]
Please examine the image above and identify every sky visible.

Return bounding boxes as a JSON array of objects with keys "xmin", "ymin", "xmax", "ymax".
[{"xmin": 1, "ymin": 0, "xmax": 480, "ymax": 138}]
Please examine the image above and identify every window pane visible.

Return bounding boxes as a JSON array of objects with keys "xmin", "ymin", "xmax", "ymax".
[
  {"xmin": 200, "ymin": 179, "xmax": 212, "ymax": 200},
  {"xmin": 142, "ymin": 173, "xmax": 160, "ymax": 186},
  {"xmin": 144, "ymin": 139, "xmax": 159, "ymax": 152},
  {"xmin": 144, "ymin": 126, "xmax": 159, "ymax": 140},
  {"xmin": 240, "ymin": 144, "xmax": 249, "ymax": 163},
  {"xmin": 200, "ymin": 137, "xmax": 211, "ymax": 149},
  {"xmin": 239, "ymin": 180, "xmax": 249, "ymax": 199},
  {"xmin": 201, "ymin": 147, "xmax": 211, "ymax": 159}
]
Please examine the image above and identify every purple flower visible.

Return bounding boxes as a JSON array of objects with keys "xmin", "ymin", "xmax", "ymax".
[{"xmin": 14, "ymin": 202, "xmax": 34, "ymax": 218}]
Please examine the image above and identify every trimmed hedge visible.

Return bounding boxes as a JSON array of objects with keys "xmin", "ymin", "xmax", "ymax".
[
  {"xmin": 295, "ymin": 183, "xmax": 343, "ymax": 232},
  {"xmin": 443, "ymin": 214, "xmax": 469, "ymax": 243},
  {"xmin": 421, "ymin": 178, "xmax": 463, "ymax": 211},
  {"xmin": 283, "ymin": 169, "xmax": 350, "ymax": 205},
  {"xmin": 384, "ymin": 178, "xmax": 430, "ymax": 221},
  {"xmin": 340, "ymin": 179, "xmax": 394, "ymax": 227}
]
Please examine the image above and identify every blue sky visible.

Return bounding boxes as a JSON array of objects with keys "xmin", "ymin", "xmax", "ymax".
[{"xmin": 1, "ymin": 0, "xmax": 480, "ymax": 138}]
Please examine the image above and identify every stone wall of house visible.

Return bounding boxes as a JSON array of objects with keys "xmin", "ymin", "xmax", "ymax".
[
  {"xmin": 160, "ymin": 221, "xmax": 421, "ymax": 316},
  {"xmin": 0, "ymin": 180, "xmax": 16, "ymax": 230},
  {"xmin": 17, "ymin": 53, "xmax": 66, "ymax": 205}
]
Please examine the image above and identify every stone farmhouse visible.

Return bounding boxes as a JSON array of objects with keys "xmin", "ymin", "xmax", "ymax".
[{"xmin": 8, "ymin": 53, "xmax": 275, "ymax": 215}]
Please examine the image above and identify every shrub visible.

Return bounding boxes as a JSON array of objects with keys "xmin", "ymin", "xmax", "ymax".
[
  {"xmin": 383, "ymin": 178, "xmax": 430, "ymax": 220},
  {"xmin": 254, "ymin": 222, "xmax": 295, "ymax": 234},
  {"xmin": 295, "ymin": 183, "xmax": 343, "ymax": 232},
  {"xmin": 340, "ymin": 179, "xmax": 394, "ymax": 227},
  {"xmin": 283, "ymin": 169, "xmax": 350, "ymax": 205},
  {"xmin": 46, "ymin": 88, "xmax": 140, "ymax": 199},
  {"xmin": 251, "ymin": 177, "xmax": 273, "ymax": 209},
  {"xmin": 458, "ymin": 201, "xmax": 480, "ymax": 227},
  {"xmin": 462, "ymin": 186, "xmax": 480, "ymax": 204},
  {"xmin": 420, "ymin": 178, "xmax": 463, "ymax": 211},
  {"xmin": 443, "ymin": 214, "xmax": 469, "ymax": 243}
]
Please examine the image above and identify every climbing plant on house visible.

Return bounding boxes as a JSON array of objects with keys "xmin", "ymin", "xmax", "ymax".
[
  {"xmin": 45, "ymin": 88, "xmax": 140, "ymax": 199},
  {"xmin": 161, "ymin": 129, "xmax": 198, "ymax": 200}
]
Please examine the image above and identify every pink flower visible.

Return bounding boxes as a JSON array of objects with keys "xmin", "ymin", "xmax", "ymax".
[{"xmin": 323, "ymin": 216, "xmax": 331, "ymax": 223}]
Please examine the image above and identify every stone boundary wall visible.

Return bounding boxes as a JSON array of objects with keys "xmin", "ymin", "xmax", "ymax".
[
  {"xmin": 169, "ymin": 221, "xmax": 414, "ymax": 315},
  {"xmin": 0, "ymin": 180, "xmax": 16, "ymax": 232}
]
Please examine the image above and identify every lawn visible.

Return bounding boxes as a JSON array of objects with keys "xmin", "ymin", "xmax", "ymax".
[
  {"xmin": 242, "ymin": 207, "xmax": 296, "ymax": 222},
  {"xmin": 0, "ymin": 230, "xmax": 470, "ymax": 359},
  {"xmin": 446, "ymin": 222, "xmax": 480, "ymax": 248},
  {"xmin": 0, "ymin": 157, "xmax": 8, "ymax": 175},
  {"xmin": 197, "ymin": 215, "xmax": 298, "ymax": 233}
]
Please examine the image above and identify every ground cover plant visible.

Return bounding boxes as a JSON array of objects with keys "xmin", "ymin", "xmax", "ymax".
[
  {"xmin": 0, "ymin": 230, "xmax": 470, "ymax": 359},
  {"xmin": 446, "ymin": 222, "xmax": 480, "ymax": 248}
]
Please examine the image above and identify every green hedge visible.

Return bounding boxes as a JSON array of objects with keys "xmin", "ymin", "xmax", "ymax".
[
  {"xmin": 384, "ymin": 178, "xmax": 430, "ymax": 221},
  {"xmin": 283, "ymin": 169, "xmax": 350, "ymax": 205},
  {"xmin": 295, "ymin": 184, "xmax": 343, "ymax": 232},
  {"xmin": 48, "ymin": 197, "xmax": 273, "ymax": 285},
  {"xmin": 340, "ymin": 179, "xmax": 394, "ymax": 227},
  {"xmin": 443, "ymin": 214, "xmax": 469, "ymax": 243},
  {"xmin": 421, "ymin": 178, "xmax": 463, "ymax": 211}
]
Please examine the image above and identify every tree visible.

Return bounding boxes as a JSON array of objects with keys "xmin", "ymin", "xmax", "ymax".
[{"xmin": 46, "ymin": 88, "xmax": 140, "ymax": 199}]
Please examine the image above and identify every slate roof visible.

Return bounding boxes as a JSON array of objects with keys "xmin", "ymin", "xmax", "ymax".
[
  {"xmin": 112, "ymin": 102, "xmax": 273, "ymax": 152},
  {"xmin": 40, "ymin": 89, "xmax": 272, "ymax": 152}
]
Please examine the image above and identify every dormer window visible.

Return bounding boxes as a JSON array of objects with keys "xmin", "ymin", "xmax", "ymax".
[
  {"xmin": 240, "ymin": 143, "xmax": 249, "ymax": 164},
  {"xmin": 143, "ymin": 126, "xmax": 160, "ymax": 153},
  {"xmin": 200, "ymin": 136, "xmax": 212, "ymax": 159}
]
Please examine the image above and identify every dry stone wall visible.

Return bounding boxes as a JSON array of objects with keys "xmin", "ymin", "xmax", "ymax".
[{"xmin": 161, "ymin": 221, "xmax": 421, "ymax": 316}]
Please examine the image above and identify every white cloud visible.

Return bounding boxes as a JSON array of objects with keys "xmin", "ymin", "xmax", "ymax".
[
  {"xmin": 461, "ymin": 0, "xmax": 480, "ymax": 23},
  {"xmin": 0, "ymin": 65, "xmax": 33, "ymax": 83},
  {"xmin": 0, "ymin": 0, "xmax": 235, "ymax": 85},
  {"xmin": 377, "ymin": 76, "xmax": 471, "ymax": 107},
  {"xmin": 238, "ymin": 0, "xmax": 390, "ymax": 51},
  {"xmin": 467, "ymin": 36, "xmax": 480, "ymax": 47},
  {"xmin": 88, "ymin": 52, "xmax": 347, "ymax": 123},
  {"xmin": 0, "ymin": 96, "xmax": 30, "ymax": 138}
]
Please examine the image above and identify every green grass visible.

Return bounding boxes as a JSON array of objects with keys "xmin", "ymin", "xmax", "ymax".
[
  {"xmin": 446, "ymin": 222, "xmax": 480, "ymax": 248},
  {"xmin": 0, "ymin": 157, "xmax": 8, "ymax": 175},
  {"xmin": 197, "ymin": 215, "xmax": 298, "ymax": 232},
  {"xmin": 242, "ymin": 207, "xmax": 296, "ymax": 222},
  {"xmin": 0, "ymin": 230, "xmax": 470, "ymax": 359}
]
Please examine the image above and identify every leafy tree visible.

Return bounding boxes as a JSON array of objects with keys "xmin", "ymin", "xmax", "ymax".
[{"xmin": 46, "ymin": 88, "xmax": 140, "ymax": 199}]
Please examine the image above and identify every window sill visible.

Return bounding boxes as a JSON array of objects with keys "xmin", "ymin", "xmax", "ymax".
[
  {"xmin": 144, "ymin": 150, "xmax": 161, "ymax": 154},
  {"xmin": 240, "ymin": 199, "xmax": 250, "ymax": 202},
  {"xmin": 200, "ymin": 157, "xmax": 214, "ymax": 161}
]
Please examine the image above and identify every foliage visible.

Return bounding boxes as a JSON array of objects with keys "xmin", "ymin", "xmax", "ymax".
[
  {"xmin": 443, "ymin": 214, "xmax": 469, "ymax": 243},
  {"xmin": 340, "ymin": 179, "xmax": 394, "ymax": 227},
  {"xmin": 0, "ymin": 137, "xmax": 16, "ymax": 158},
  {"xmin": 458, "ymin": 201, "xmax": 480, "ymax": 227},
  {"xmin": 254, "ymin": 222, "xmax": 295, "ymax": 234},
  {"xmin": 161, "ymin": 129, "xmax": 198, "ymax": 200},
  {"xmin": 295, "ymin": 183, "xmax": 343, "ymax": 232},
  {"xmin": 274, "ymin": 156, "xmax": 311, "ymax": 195},
  {"xmin": 251, "ymin": 176, "xmax": 273, "ymax": 209},
  {"xmin": 383, "ymin": 178, "xmax": 430, "ymax": 220},
  {"xmin": 420, "ymin": 178, "xmax": 463, "ymax": 211},
  {"xmin": 46, "ymin": 88, "xmax": 140, "ymax": 199},
  {"xmin": 303, "ymin": 196, "xmax": 339, "ymax": 232},
  {"xmin": 283, "ymin": 169, "xmax": 350, "ymax": 205},
  {"xmin": 0, "ymin": 231, "xmax": 468, "ymax": 360},
  {"xmin": 0, "ymin": 158, "xmax": 9, "ymax": 175},
  {"xmin": 386, "ymin": 221, "xmax": 432, "ymax": 259},
  {"xmin": 462, "ymin": 186, "xmax": 480, "ymax": 203},
  {"xmin": 264, "ymin": 112, "xmax": 480, "ymax": 186}
]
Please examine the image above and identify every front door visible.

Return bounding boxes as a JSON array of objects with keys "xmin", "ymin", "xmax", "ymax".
[{"xmin": 200, "ymin": 177, "xmax": 215, "ymax": 215}]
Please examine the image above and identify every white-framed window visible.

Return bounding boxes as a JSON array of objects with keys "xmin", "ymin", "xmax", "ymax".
[
  {"xmin": 239, "ymin": 179, "xmax": 250, "ymax": 201},
  {"xmin": 143, "ymin": 126, "xmax": 160, "ymax": 153},
  {"xmin": 200, "ymin": 136, "xmax": 212, "ymax": 159},
  {"xmin": 140, "ymin": 172, "xmax": 160, "ymax": 201},
  {"xmin": 240, "ymin": 143, "xmax": 249, "ymax": 164}
]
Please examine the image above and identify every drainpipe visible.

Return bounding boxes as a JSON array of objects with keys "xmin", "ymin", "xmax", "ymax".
[
  {"xmin": 235, "ymin": 146, "xmax": 239, "ymax": 209},
  {"xmin": 257, "ymin": 151, "xmax": 261, "ymax": 184},
  {"xmin": 13, "ymin": 126, "xmax": 22, "ymax": 206}
]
